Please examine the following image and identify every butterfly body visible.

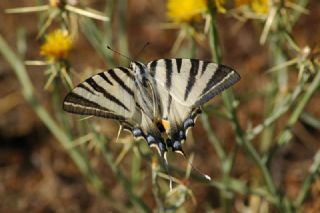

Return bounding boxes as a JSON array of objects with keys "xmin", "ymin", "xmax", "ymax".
[{"xmin": 63, "ymin": 58, "xmax": 240, "ymax": 158}]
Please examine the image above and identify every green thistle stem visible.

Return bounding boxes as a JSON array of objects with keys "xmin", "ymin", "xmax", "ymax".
[
  {"xmin": 93, "ymin": 132, "xmax": 151, "ymax": 213},
  {"xmin": 0, "ymin": 34, "xmax": 107, "ymax": 195},
  {"xmin": 207, "ymin": 0, "xmax": 277, "ymax": 204}
]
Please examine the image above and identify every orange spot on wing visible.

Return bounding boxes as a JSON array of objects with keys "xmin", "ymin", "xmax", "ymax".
[{"xmin": 161, "ymin": 119, "xmax": 170, "ymax": 131}]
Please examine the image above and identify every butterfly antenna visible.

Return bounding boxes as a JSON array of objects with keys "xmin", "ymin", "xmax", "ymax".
[
  {"xmin": 134, "ymin": 42, "xmax": 150, "ymax": 59},
  {"xmin": 107, "ymin": 45, "xmax": 132, "ymax": 61},
  {"xmin": 179, "ymin": 151, "xmax": 211, "ymax": 181}
]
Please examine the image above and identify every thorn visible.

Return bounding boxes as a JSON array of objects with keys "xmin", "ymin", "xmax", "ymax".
[{"xmin": 115, "ymin": 125, "xmax": 123, "ymax": 143}]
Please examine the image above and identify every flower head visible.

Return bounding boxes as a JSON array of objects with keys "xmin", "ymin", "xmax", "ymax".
[
  {"xmin": 40, "ymin": 29, "xmax": 73, "ymax": 61},
  {"xmin": 167, "ymin": 0, "xmax": 208, "ymax": 23},
  {"xmin": 167, "ymin": 0, "xmax": 226, "ymax": 23},
  {"xmin": 251, "ymin": 0, "xmax": 269, "ymax": 14},
  {"xmin": 235, "ymin": 0, "xmax": 269, "ymax": 14}
]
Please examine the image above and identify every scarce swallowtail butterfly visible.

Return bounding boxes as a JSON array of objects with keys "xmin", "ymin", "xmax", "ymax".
[{"xmin": 63, "ymin": 58, "xmax": 240, "ymax": 170}]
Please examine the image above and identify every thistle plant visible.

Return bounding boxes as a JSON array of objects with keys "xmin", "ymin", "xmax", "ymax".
[{"xmin": 0, "ymin": 0, "xmax": 319, "ymax": 212}]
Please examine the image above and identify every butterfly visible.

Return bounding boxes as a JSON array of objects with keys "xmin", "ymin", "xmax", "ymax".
[{"xmin": 63, "ymin": 58, "xmax": 240, "ymax": 161}]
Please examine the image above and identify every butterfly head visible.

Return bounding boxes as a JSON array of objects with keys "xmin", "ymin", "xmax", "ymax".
[
  {"xmin": 130, "ymin": 61, "xmax": 150, "ymax": 88},
  {"xmin": 130, "ymin": 61, "xmax": 147, "ymax": 75}
]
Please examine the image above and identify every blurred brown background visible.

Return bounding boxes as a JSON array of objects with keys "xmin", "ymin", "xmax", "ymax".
[{"xmin": 1, "ymin": 0, "xmax": 320, "ymax": 212}]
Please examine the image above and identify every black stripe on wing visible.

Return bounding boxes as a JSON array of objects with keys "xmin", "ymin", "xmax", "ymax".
[
  {"xmin": 149, "ymin": 60, "xmax": 157, "ymax": 77},
  {"xmin": 196, "ymin": 64, "xmax": 240, "ymax": 106},
  {"xmin": 166, "ymin": 95, "xmax": 172, "ymax": 117},
  {"xmin": 164, "ymin": 59, "xmax": 173, "ymax": 89},
  {"xmin": 85, "ymin": 78, "xmax": 130, "ymax": 111},
  {"xmin": 200, "ymin": 61, "xmax": 210, "ymax": 76},
  {"xmin": 108, "ymin": 69, "xmax": 135, "ymax": 97},
  {"xmin": 78, "ymin": 84, "xmax": 95, "ymax": 94},
  {"xmin": 98, "ymin": 72, "xmax": 113, "ymax": 85},
  {"xmin": 118, "ymin": 67, "xmax": 135, "ymax": 81},
  {"xmin": 176, "ymin": 58, "xmax": 182, "ymax": 73},
  {"xmin": 63, "ymin": 92, "xmax": 126, "ymax": 121},
  {"xmin": 147, "ymin": 63, "xmax": 163, "ymax": 116},
  {"xmin": 184, "ymin": 59, "xmax": 199, "ymax": 101}
]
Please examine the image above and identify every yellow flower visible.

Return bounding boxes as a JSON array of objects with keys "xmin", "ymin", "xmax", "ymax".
[
  {"xmin": 167, "ymin": 0, "xmax": 226, "ymax": 23},
  {"xmin": 167, "ymin": 0, "xmax": 207, "ymax": 23},
  {"xmin": 235, "ymin": 0, "xmax": 269, "ymax": 14},
  {"xmin": 251, "ymin": 0, "xmax": 269, "ymax": 14},
  {"xmin": 215, "ymin": 0, "xmax": 227, "ymax": 13},
  {"xmin": 40, "ymin": 29, "xmax": 73, "ymax": 61}
]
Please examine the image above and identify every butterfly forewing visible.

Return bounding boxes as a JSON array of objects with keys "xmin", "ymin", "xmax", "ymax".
[
  {"xmin": 63, "ymin": 67, "xmax": 140, "ymax": 126},
  {"xmin": 147, "ymin": 58, "xmax": 240, "ymax": 107}
]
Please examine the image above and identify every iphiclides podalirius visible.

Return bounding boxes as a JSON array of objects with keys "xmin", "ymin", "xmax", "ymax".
[{"xmin": 63, "ymin": 58, "xmax": 240, "ymax": 178}]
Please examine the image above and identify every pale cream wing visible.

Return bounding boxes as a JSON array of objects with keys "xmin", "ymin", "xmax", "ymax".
[
  {"xmin": 147, "ymin": 58, "xmax": 240, "ymax": 107},
  {"xmin": 63, "ymin": 67, "xmax": 167, "ymax": 155}
]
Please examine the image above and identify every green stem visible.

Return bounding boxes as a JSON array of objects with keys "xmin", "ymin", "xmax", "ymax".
[
  {"xmin": 207, "ymin": 2, "xmax": 278, "ymax": 201},
  {"xmin": 207, "ymin": 3, "xmax": 234, "ymax": 212},
  {"xmin": 151, "ymin": 165, "xmax": 165, "ymax": 213},
  {"xmin": 139, "ymin": 144, "xmax": 277, "ymax": 204},
  {"xmin": 300, "ymin": 112, "xmax": 320, "ymax": 130},
  {"xmin": 278, "ymin": 69, "xmax": 320, "ymax": 147},
  {"xmin": 290, "ymin": 0, "xmax": 310, "ymax": 27},
  {"xmin": 207, "ymin": 178, "xmax": 277, "ymax": 204},
  {"xmin": 0, "ymin": 34, "xmax": 106, "ymax": 194},
  {"xmin": 208, "ymin": 11, "xmax": 221, "ymax": 62},
  {"xmin": 80, "ymin": 18, "xmax": 115, "ymax": 67},
  {"xmin": 118, "ymin": 0, "xmax": 129, "ymax": 62},
  {"xmin": 246, "ymin": 73, "xmax": 307, "ymax": 141},
  {"xmin": 93, "ymin": 133, "xmax": 151, "ymax": 213},
  {"xmin": 201, "ymin": 114, "xmax": 226, "ymax": 161},
  {"xmin": 295, "ymin": 149, "xmax": 320, "ymax": 207}
]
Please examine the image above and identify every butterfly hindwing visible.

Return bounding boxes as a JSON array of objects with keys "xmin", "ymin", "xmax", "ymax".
[{"xmin": 146, "ymin": 59, "xmax": 240, "ymax": 152}]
